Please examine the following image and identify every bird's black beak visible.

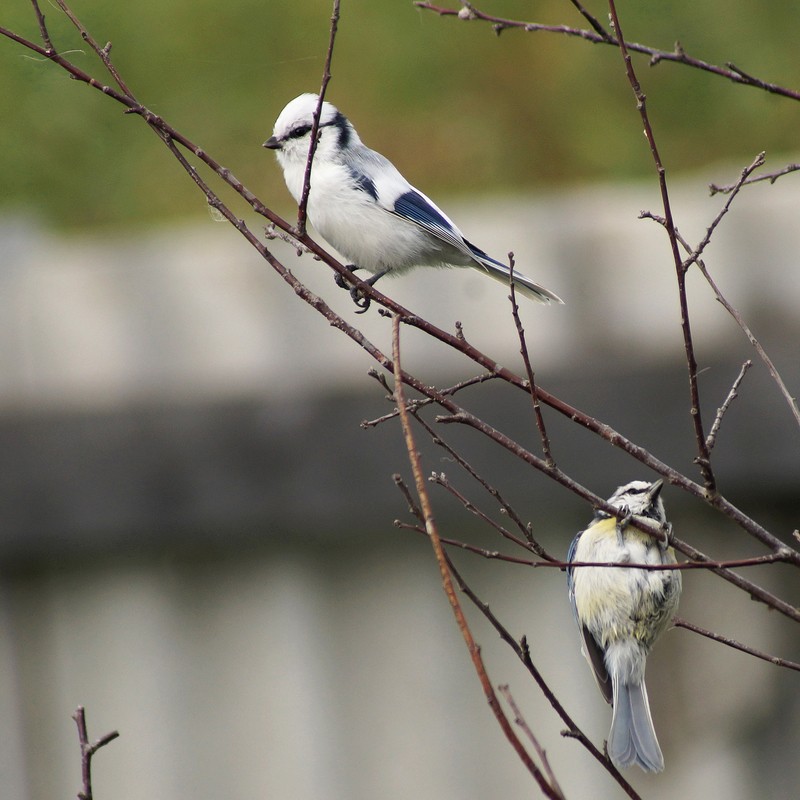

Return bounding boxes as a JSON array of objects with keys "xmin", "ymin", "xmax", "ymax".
[
  {"xmin": 647, "ymin": 479, "xmax": 664, "ymax": 501},
  {"xmin": 262, "ymin": 136, "xmax": 282, "ymax": 150}
]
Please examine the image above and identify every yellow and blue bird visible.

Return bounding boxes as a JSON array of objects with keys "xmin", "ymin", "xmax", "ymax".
[{"xmin": 567, "ymin": 479, "xmax": 682, "ymax": 772}]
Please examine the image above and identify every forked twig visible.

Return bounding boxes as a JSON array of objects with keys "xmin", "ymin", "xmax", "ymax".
[
  {"xmin": 52, "ymin": 0, "xmax": 137, "ymax": 99},
  {"xmin": 73, "ymin": 706, "xmax": 119, "ymax": 800},
  {"xmin": 410, "ymin": 410, "xmax": 557, "ymax": 559},
  {"xmin": 445, "ymin": 557, "xmax": 641, "ymax": 799},
  {"xmin": 606, "ymin": 0, "xmax": 714, "ymax": 491},
  {"xmin": 697, "ymin": 260, "xmax": 800, "ymax": 427},
  {"xmin": 499, "ymin": 684, "xmax": 565, "ymax": 799},
  {"xmin": 706, "ymin": 361, "xmax": 751, "ymax": 452},
  {"xmin": 710, "ymin": 162, "xmax": 800, "ymax": 195},
  {"xmin": 429, "ymin": 470, "xmax": 537, "ymax": 553},
  {"xmin": 641, "ymin": 201, "xmax": 800, "ymax": 429},
  {"xmin": 415, "ymin": 2, "xmax": 800, "ymax": 102},
  {"xmin": 682, "ymin": 152, "xmax": 766, "ymax": 272}
]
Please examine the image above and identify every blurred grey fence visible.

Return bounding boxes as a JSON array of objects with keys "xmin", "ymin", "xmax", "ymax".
[{"xmin": 0, "ymin": 175, "xmax": 798, "ymax": 799}]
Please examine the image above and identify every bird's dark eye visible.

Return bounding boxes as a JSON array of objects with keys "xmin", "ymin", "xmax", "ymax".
[{"xmin": 288, "ymin": 124, "xmax": 312, "ymax": 139}]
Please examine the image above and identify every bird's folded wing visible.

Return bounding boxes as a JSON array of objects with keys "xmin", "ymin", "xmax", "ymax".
[{"xmin": 390, "ymin": 189, "xmax": 471, "ymax": 256}]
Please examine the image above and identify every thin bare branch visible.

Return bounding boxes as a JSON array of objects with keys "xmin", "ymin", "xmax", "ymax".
[
  {"xmin": 710, "ymin": 162, "xmax": 800, "ymax": 195},
  {"xmin": 415, "ymin": 2, "xmax": 800, "ymax": 102},
  {"xmin": 567, "ymin": 0, "xmax": 611, "ymax": 39},
  {"xmin": 30, "ymin": 0, "xmax": 54, "ymax": 53},
  {"xmin": 674, "ymin": 618, "xmax": 800, "ymax": 672},
  {"xmin": 499, "ymin": 685, "xmax": 566, "ymax": 799},
  {"xmin": 72, "ymin": 706, "xmax": 119, "ymax": 800},
  {"xmin": 398, "ymin": 520, "xmax": 538, "ymax": 563},
  {"xmin": 429, "ymin": 470, "xmax": 536, "ymax": 553},
  {"xmin": 697, "ymin": 260, "xmax": 800, "ymax": 427},
  {"xmin": 606, "ymin": 0, "xmax": 714, "ymax": 490},
  {"xmin": 445, "ymin": 558, "xmax": 642, "ymax": 799},
  {"xmin": 361, "ymin": 371, "xmax": 498, "ymax": 429},
  {"xmin": 52, "ymin": 0, "xmax": 137, "ymax": 98},
  {"xmin": 641, "ymin": 208, "xmax": 800, "ymax": 428},
  {"xmin": 403, "ymin": 522, "xmax": 795, "ymax": 573},
  {"xmin": 295, "ymin": 0, "xmax": 340, "ymax": 236},
  {"xmin": 706, "ymin": 361, "xmax": 751, "ymax": 452},
  {"xmin": 391, "ymin": 316, "xmax": 562, "ymax": 798},
  {"xmin": 411, "ymin": 411, "xmax": 557, "ymax": 559},
  {"xmin": 508, "ymin": 257, "xmax": 555, "ymax": 466},
  {"xmin": 682, "ymin": 152, "xmax": 766, "ymax": 271},
  {"xmin": 393, "ymin": 473, "xmax": 425, "ymax": 523}
]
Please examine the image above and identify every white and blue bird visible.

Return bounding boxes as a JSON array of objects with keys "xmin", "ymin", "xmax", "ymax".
[
  {"xmin": 567, "ymin": 479, "xmax": 682, "ymax": 772},
  {"xmin": 264, "ymin": 93, "xmax": 563, "ymax": 310}
]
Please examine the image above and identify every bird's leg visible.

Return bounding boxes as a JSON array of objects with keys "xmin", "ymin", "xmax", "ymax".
[
  {"xmin": 345, "ymin": 267, "xmax": 390, "ymax": 314},
  {"xmin": 334, "ymin": 265, "xmax": 361, "ymax": 291},
  {"xmin": 615, "ymin": 505, "xmax": 632, "ymax": 549},
  {"xmin": 657, "ymin": 521, "xmax": 673, "ymax": 551}
]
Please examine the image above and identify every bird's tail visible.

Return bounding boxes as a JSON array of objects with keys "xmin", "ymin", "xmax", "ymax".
[
  {"xmin": 608, "ymin": 678, "xmax": 665, "ymax": 772},
  {"xmin": 467, "ymin": 245, "xmax": 564, "ymax": 305}
]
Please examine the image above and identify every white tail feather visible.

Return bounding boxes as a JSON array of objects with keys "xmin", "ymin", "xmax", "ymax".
[{"xmin": 476, "ymin": 259, "xmax": 564, "ymax": 305}]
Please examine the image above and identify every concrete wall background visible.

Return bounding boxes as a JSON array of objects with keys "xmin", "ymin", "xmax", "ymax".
[{"xmin": 0, "ymin": 173, "xmax": 798, "ymax": 799}]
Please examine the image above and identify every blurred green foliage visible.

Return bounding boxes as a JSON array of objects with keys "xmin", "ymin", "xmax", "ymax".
[{"xmin": 1, "ymin": 0, "xmax": 799, "ymax": 230}]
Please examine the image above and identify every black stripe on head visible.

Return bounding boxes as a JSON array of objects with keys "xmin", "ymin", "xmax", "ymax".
[{"xmin": 320, "ymin": 110, "xmax": 352, "ymax": 149}]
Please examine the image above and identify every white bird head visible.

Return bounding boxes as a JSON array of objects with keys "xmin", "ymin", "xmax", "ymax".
[
  {"xmin": 605, "ymin": 479, "xmax": 666, "ymax": 524},
  {"xmin": 263, "ymin": 93, "xmax": 359, "ymax": 167}
]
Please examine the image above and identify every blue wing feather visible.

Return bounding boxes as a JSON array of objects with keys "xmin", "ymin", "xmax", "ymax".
[
  {"xmin": 391, "ymin": 190, "xmax": 470, "ymax": 254},
  {"xmin": 390, "ymin": 188, "xmax": 563, "ymax": 304}
]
